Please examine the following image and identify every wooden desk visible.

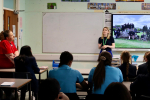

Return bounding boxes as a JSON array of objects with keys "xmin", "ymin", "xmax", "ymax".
[
  {"xmin": 75, "ymin": 69, "xmax": 90, "ymax": 75},
  {"xmin": 38, "ymin": 68, "xmax": 49, "ymax": 84},
  {"xmin": 0, "ymin": 78, "xmax": 31, "ymax": 100},
  {"xmin": 0, "ymin": 68, "xmax": 49, "ymax": 85},
  {"xmin": 123, "ymin": 81, "xmax": 131, "ymax": 91}
]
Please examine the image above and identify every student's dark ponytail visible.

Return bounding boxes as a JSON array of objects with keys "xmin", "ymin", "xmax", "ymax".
[
  {"xmin": 59, "ymin": 51, "xmax": 73, "ymax": 67},
  {"xmin": 0, "ymin": 30, "xmax": 10, "ymax": 41},
  {"xmin": 121, "ymin": 51, "xmax": 130, "ymax": 81},
  {"xmin": 93, "ymin": 51, "xmax": 112, "ymax": 91}
]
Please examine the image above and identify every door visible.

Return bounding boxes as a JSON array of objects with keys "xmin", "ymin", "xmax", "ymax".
[{"xmin": 4, "ymin": 9, "xmax": 18, "ymax": 49}]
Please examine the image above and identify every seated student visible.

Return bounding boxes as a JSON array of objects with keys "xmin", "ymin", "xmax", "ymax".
[
  {"xmin": 14, "ymin": 45, "xmax": 40, "ymax": 100},
  {"xmin": 130, "ymin": 53, "xmax": 150, "ymax": 99},
  {"xmin": 49, "ymin": 51, "xmax": 87, "ymax": 99},
  {"xmin": 118, "ymin": 51, "xmax": 136, "ymax": 81},
  {"xmin": 39, "ymin": 78, "xmax": 69, "ymax": 100},
  {"xmin": 104, "ymin": 82, "xmax": 132, "ymax": 100},
  {"xmin": 137, "ymin": 52, "xmax": 149, "ymax": 75},
  {"xmin": 88, "ymin": 51, "xmax": 123, "ymax": 95}
]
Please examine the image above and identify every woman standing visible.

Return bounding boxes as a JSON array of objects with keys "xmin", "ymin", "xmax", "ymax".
[
  {"xmin": 0, "ymin": 30, "xmax": 19, "ymax": 68},
  {"xmin": 98, "ymin": 27, "xmax": 115, "ymax": 56}
]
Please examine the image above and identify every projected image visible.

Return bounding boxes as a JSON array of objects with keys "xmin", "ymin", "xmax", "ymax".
[
  {"xmin": 112, "ymin": 14, "xmax": 150, "ymax": 48},
  {"xmin": 116, "ymin": 0, "xmax": 144, "ymax": 2}
]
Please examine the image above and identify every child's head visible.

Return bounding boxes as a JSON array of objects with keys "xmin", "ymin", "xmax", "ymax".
[
  {"xmin": 146, "ymin": 53, "xmax": 150, "ymax": 73},
  {"xmin": 120, "ymin": 51, "xmax": 130, "ymax": 63},
  {"xmin": 39, "ymin": 78, "xmax": 60, "ymax": 100},
  {"xmin": 104, "ymin": 82, "xmax": 132, "ymax": 100},
  {"xmin": 97, "ymin": 51, "xmax": 112, "ymax": 64},
  {"xmin": 20, "ymin": 45, "xmax": 33, "ymax": 57},
  {"xmin": 59, "ymin": 51, "xmax": 73, "ymax": 67},
  {"xmin": 143, "ymin": 51, "xmax": 149, "ymax": 62}
]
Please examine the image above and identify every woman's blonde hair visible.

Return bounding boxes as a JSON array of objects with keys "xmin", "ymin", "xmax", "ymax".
[{"xmin": 101, "ymin": 27, "xmax": 111, "ymax": 39}]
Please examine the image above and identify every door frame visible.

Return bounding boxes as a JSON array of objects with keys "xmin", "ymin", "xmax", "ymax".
[{"xmin": 3, "ymin": 0, "xmax": 20, "ymax": 50}]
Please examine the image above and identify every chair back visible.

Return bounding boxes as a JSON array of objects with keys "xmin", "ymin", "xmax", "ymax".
[
  {"xmin": 65, "ymin": 93, "xmax": 79, "ymax": 100},
  {"xmin": 86, "ymin": 94, "xmax": 104, "ymax": 100},
  {"xmin": 13, "ymin": 72, "xmax": 31, "ymax": 79}
]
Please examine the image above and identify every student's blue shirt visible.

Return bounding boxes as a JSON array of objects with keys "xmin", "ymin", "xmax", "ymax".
[
  {"xmin": 88, "ymin": 65, "xmax": 123, "ymax": 94},
  {"xmin": 49, "ymin": 65, "xmax": 84, "ymax": 93}
]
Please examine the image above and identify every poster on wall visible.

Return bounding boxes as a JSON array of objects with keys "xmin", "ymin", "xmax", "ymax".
[
  {"xmin": 19, "ymin": 29, "xmax": 23, "ymax": 39},
  {"xmin": 142, "ymin": 3, "xmax": 150, "ymax": 10},
  {"xmin": 87, "ymin": 3, "xmax": 116, "ymax": 10},
  {"xmin": 20, "ymin": 17, "xmax": 22, "ymax": 28},
  {"xmin": 62, "ymin": 0, "xmax": 90, "ymax": 2},
  {"xmin": 116, "ymin": 0, "xmax": 144, "ymax": 2},
  {"xmin": 47, "ymin": 3, "xmax": 57, "ymax": 9}
]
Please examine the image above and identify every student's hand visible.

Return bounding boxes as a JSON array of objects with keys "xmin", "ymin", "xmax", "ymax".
[
  {"xmin": 101, "ymin": 45, "xmax": 107, "ymax": 49},
  {"xmin": 58, "ymin": 92, "xmax": 69, "ymax": 100}
]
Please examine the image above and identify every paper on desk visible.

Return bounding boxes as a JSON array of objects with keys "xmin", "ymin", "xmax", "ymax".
[
  {"xmin": 1, "ymin": 82, "xmax": 15, "ymax": 86},
  {"xmin": 39, "ymin": 66, "xmax": 48, "ymax": 70}
]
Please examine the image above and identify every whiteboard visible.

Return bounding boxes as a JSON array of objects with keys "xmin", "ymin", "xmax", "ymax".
[{"xmin": 43, "ymin": 13, "xmax": 104, "ymax": 53}]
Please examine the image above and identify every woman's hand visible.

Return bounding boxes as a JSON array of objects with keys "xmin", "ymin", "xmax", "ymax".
[{"xmin": 101, "ymin": 45, "xmax": 107, "ymax": 49}]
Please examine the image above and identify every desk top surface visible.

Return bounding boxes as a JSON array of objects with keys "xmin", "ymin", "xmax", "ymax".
[
  {"xmin": 0, "ymin": 78, "xmax": 31, "ymax": 89},
  {"xmin": 0, "ymin": 68, "xmax": 48, "ymax": 74},
  {"xmin": 75, "ymin": 69, "xmax": 91, "ymax": 75}
]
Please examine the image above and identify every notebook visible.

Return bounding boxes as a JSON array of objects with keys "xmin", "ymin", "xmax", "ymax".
[{"xmin": 1, "ymin": 82, "xmax": 15, "ymax": 86}]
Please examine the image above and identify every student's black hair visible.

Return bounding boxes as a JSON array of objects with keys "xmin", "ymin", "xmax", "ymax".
[
  {"xmin": 59, "ymin": 51, "xmax": 73, "ymax": 67},
  {"xmin": 19, "ymin": 45, "xmax": 33, "ymax": 57},
  {"xmin": 93, "ymin": 51, "xmax": 112, "ymax": 91},
  {"xmin": 0, "ymin": 30, "xmax": 11, "ymax": 40},
  {"xmin": 16, "ymin": 45, "xmax": 34, "ymax": 66},
  {"xmin": 104, "ymin": 82, "xmax": 132, "ymax": 100},
  {"xmin": 39, "ymin": 78, "xmax": 60, "ymax": 100}
]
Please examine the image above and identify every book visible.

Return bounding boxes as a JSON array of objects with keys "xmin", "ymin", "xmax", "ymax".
[
  {"xmin": 39, "ymin": 66, "xmax": 48, "ymax": 70},
  {"xmin": 1, "ymin": 82, "xmax": 15, "ymax": 86}
]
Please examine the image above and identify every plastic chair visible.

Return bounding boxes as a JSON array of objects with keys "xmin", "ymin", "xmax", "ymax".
[
  {"xmin": 86, "ymin": 94, "xmax": 105, "ymax": 100},
  {"xmin": 52, "ymin": 60, "xmax": 59, "ymax": 69},
  {"xmin": 65, "ymin": 93, "xmax": 79, "ymax": 100}
]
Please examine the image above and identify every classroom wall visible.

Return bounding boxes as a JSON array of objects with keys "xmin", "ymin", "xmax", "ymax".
[
  {"xmin": 24, "ymin": 0, "xmax": 150, "ymax": 53},
  {"xmin": 19, "ymin": 0, "xmax": 25, "ymax": 50},
  {"xmin": 21, "ymin": 0, "xmax": 150, "ymax": 78},
  {"xmin": 3, "ymin": 0, "xmax": 16, "ymax": 9}
]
